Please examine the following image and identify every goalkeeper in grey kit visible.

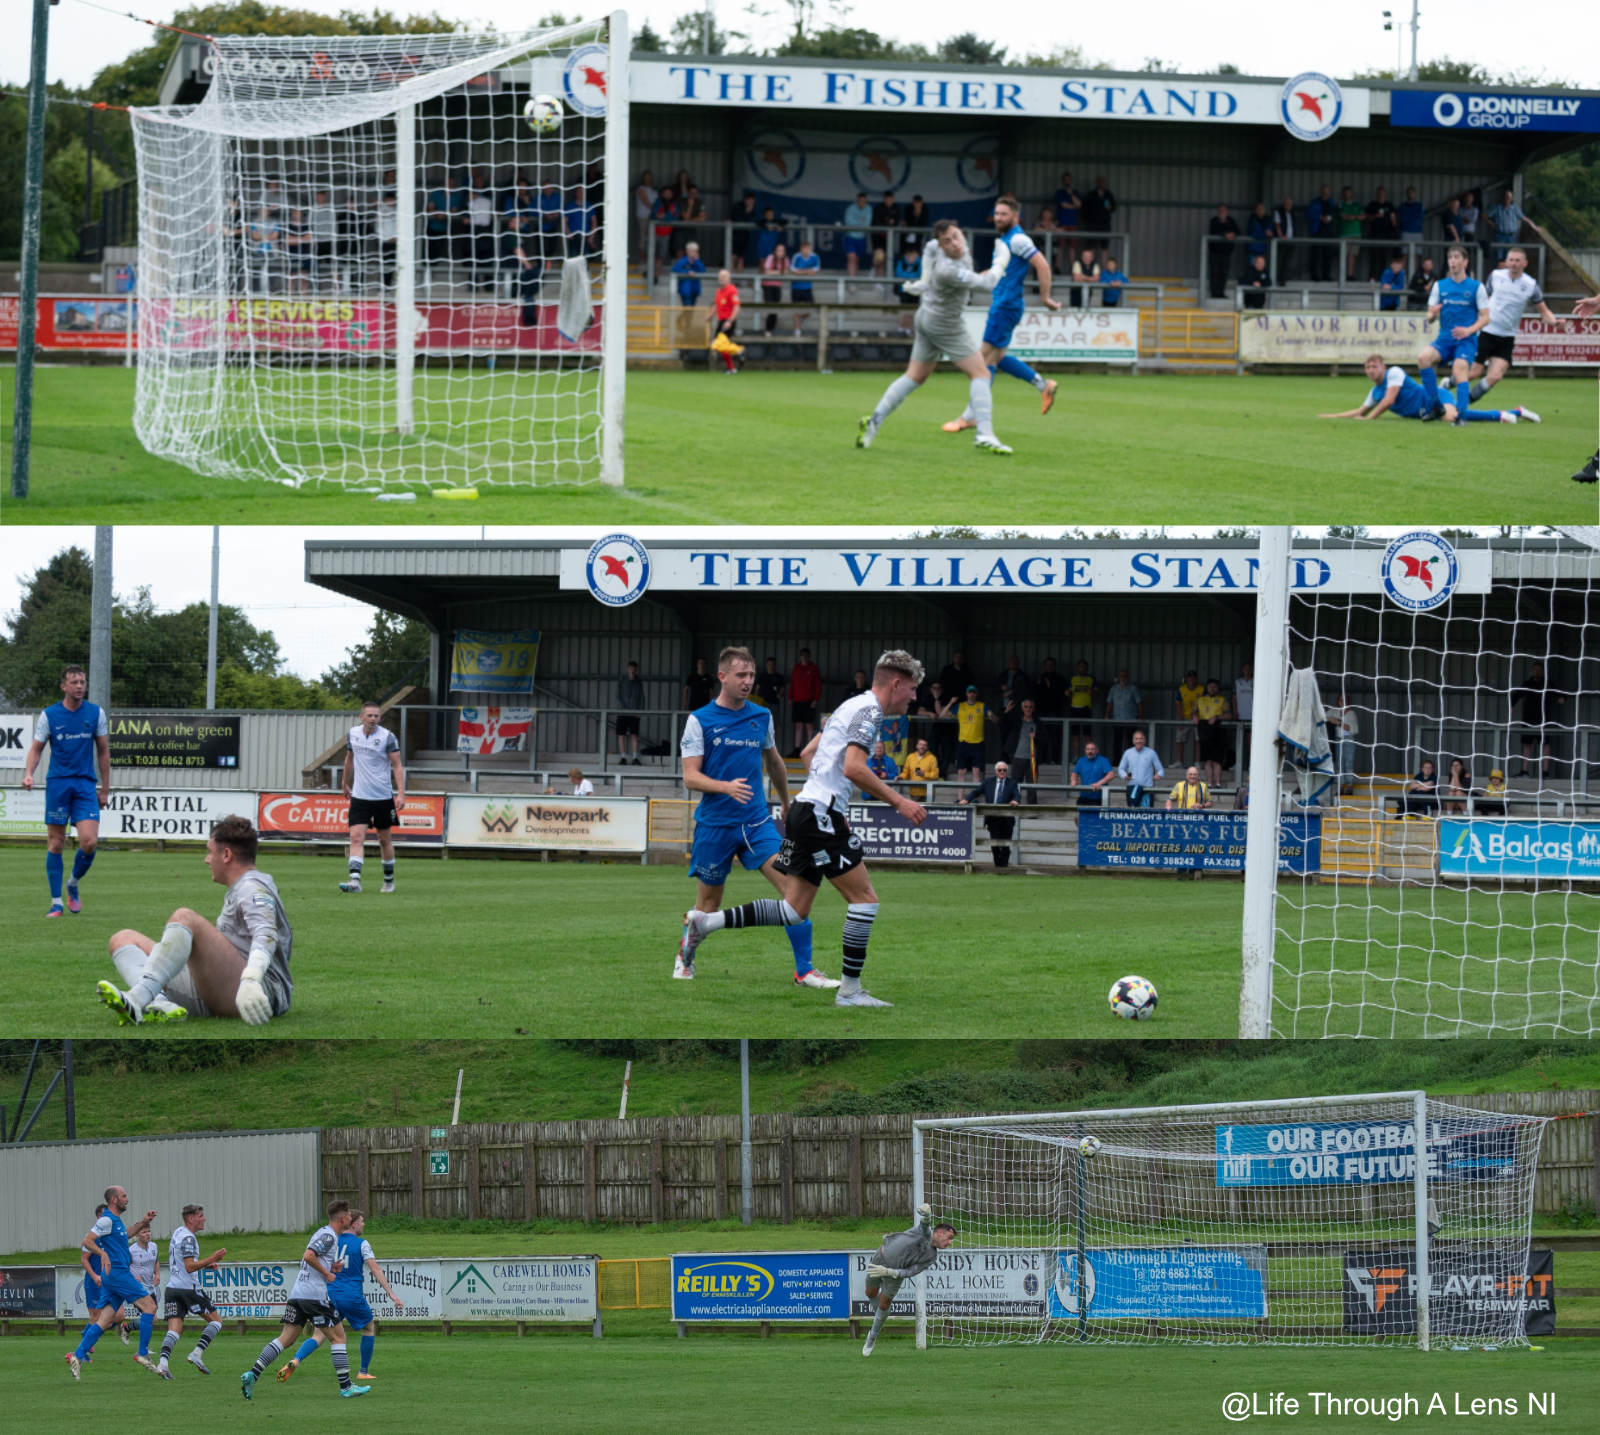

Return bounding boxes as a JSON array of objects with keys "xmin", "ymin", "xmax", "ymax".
[{"xmin": 862, "ymin": 1202, "xmax": 955, "ymax": 1356}]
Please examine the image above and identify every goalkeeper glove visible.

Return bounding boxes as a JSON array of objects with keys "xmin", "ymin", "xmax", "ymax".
[
  {"xmin": 916, "ymin": 1202, "xmax": 933, "ymax": 1220},
  {"xmin": 865, "ymin": 1263, "xmax": 894, "ymax": 1280},
  {"xmin": 235, "ymin": 953, "xmax": 273, "ymax": 1026}
]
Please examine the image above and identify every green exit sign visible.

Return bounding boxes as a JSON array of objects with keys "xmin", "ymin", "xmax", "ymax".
[
  {"xmin": 430, "ymin": 1127, "xmax": 447, "ymax": 1138},
  {"xmin": 429, "ymin": 1151, "xmax": 449, "ymax": 1176}
]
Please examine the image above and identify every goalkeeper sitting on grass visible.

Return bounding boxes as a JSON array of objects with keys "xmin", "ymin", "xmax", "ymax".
[{"xmin": 862, "ymin": 1203, "xmax": 955, "ymax": 1356}]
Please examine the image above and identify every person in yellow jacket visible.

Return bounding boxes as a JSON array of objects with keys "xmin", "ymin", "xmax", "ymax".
[
  {"xmin": 901, "ymin": 737, "xmax": 941, "ymax": 801},
  {"xmin": 1166, "ymin": 766, "xmax": 1212, "ymax": 810},
  {"xmin": 952, "ymin": 684, "xmax": 996, "ymax": 784}
]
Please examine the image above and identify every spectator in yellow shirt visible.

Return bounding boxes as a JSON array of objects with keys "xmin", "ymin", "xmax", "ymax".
[
  {"xmin": 1173, "ymin": 669, "xmax": 1203, "ymax": 769},
  {"xmin": 1068, "ymin": 659, "xmax": 1097, "ymax": 760},
  {"xmin": 954, "ymin": 685, "xmax": 996, "ymax": 784},
  {"xmin": 1166, "ymin": 766, "xmax": 1212, "ymax": 810},
  {"xmin": 1194, "ymin": 677, "xmax": 1233, "ymax": 788},
  {"xmin": 901, "ymin": 737, "xmax": 941, "ymax": 801}
]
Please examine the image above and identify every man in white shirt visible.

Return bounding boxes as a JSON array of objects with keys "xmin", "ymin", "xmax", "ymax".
[
  {"xmin": 341, "ymin": 702, "xmax": 405, "ymax": 894},
  {"xmin": 1467, "ymin": 247, "xmax": 1558, "ymax": 404},
  {"xmin": 1328, "ymin": 692, "xmax": 1361, "ymax": 795}
]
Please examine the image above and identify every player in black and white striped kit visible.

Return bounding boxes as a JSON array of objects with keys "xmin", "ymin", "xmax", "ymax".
[
  {"xmin": 862, "ymin": 1203, "xmax": 956, "ymax": 1356},
  {"xmin": 677, "ymin": 650, "xmax": 927, "ymax": 1008},
  {"xmin": 155, "ymin": 1203, "xmax": 226, "ymax": 1378},
  {"xmin": 340, "ymin": 701, "xmax": 405, "ymax": 894},
  {"xmin": 1466, "ymin": 247, "xmax": 1555, "ymax": 414}
]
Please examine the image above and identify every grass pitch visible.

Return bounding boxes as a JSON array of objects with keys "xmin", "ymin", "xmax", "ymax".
[
  {"xmin": 3, "ymin": 363, "xmax": 1594, "ymax": 525},
  {"xmin": 2, "ymin": 847, "xmax": 1591, "ymax": 1039},
  {"xmin": 3, "ymin": 1323, "xmax": 1597, "ymax": 1435}
]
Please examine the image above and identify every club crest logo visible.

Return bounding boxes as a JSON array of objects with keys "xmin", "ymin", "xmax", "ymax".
[
  {"xmin": 955, "ymin": 135, "xmax": 1001, "ymax": 195},
  {"xmin": 562, "ymin": 43, "xmax": 609, "ymax": 116},
  {"xmin": 1280, "ymin": 72, "xmax": 1344, "ymax": 142},
  {"xmin": 585, "ymin": 533, "xmax": 651, "ymax": 607},
  {"xmin": 1381, "ymin": 530, "xmax": 1459, "ymax": 612},
  {"xmin": 745, "ymin": 128, "xmax": 807, "ymax": 191},
  {"xmin": 848, "ymin": 135, "xmax": 911, "ymax": 194}
]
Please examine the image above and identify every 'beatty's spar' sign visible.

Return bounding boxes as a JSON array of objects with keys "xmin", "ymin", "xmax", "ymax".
[{"xmin": 561, "ymin": 545, "xmax": 1492, "ymax": 596}]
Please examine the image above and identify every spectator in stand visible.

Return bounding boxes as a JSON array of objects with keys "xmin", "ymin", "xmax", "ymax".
[
  {"xmin": 1398, "ymin": 186, "xmax": 1425, "ymax": 247},
  {"xmin": 926, "ymin": 681, "xmax": 957, "ymax": 775},
  {"xmin": 732, "ymin": 191, "xmax": 760, "ymax": 271},
  {"xmin": 500, "ymin": 215, "xmax": 542, "ymax": 319},
  {"xmin": 1067, "ymin": 659, "xmax": 1097, "ymax": 759},
  {"xmin": 565, "ymin": 185, "xmax": 599, "ymax": 259},
  {"xmin": 1117, "ymin": 729, "xmax": 1164, "ymax": 808},
  {"xmin": 537, "ymin": 178, "xmax": 565, "ymax": 263},
  {"xmin": 1055, "ymin": 171, "xmax": 1082, "ymax": 235},
  {"xmin": 1241, "ymin": 254, "xmax": 1270, "ymax": 309},
  {"xmin": 1194, "ymin": 677, "xmax": 1232, "ymax": 789},
  {"xmin": 1458, "ymin": 191, "xmax": 1481, "ymax": 256},
  {"xmin": 755, "ymin": 207, "xmax": 782, "ymax": 269},
  {"xmin": 1307, "ymin": 184, "xmax": 1337, "ymax": 282},
  {"xmin": 788, "ymin": 648, "xmax": 822, "ymax": 755},
  {"xmin": 1166, "ymin": 765, "xmax": 1212, "ymax": 810},
  {"xmin": 650, "ymin": 184, "xmax": 679, "ymax": 265},
  {"xmin": 1487, "ymin": 188, "xmax": 1524, "ymax": 264},
  {"xmin": 1207, "ymin": 204, "xmax": 1239, "ymax": 299},
  {"xmin": 1379, "ymin": 255, "xmax": 1407, "ymax": 311},
  {"xmin": 1104, "ymin": 668, "xmax": 1143, "ymax": 759},
  {"xmin": 461, "ymin": 186, "xmax": 496, "ymax": 282},
  {"xmin": 1069, "ymin": 247, "xmax": 1099, "ymax": 308},
  {"xmin": 902, "ymin": 737, "xmax": 940, "ymax": 801},
  {"xmin": 760, "ymin": 241, "xmax": 788, "ymax": 331},
  {"xmin": 871, "ymin": 190, "xmax": 901, "ymax": 258},
  {"xmin": 843, "ymin": 668, "xmax": 871, "ymax": 703},
  {"xmin": 1444, "ymin": 757, "xmax": 1472, "ymax": 816},
  {"xmin": 1442, "ymin": 195, "xmax": 1464, "ymax": 245},
  {"xmin": 1232, "ymin": 779, "xmax": 1250, "ymax": 810},
  {"xmin": 753, "ymin": 656, "xmax": 785, "ymax": 717},
  {"xmin": 1071, "ymin": 739, "xmax": 1114, "ymax": 807},
  {"xmin": 371, "ymin": 195, "xmax": 398, "ymax": 289},
  {"xmin": 998, "ymin": 654, "xmax": 1031, "ymax": 709},
  {"xmin": 1478, "ymin": 768, "xmax": 1508, "ymax": 817},
  {"xmin": 1010, "ymin": 697, "xmax": 1043, "ymax": 791},
  {"xmin": 282, "ymin": 207, "xmax": 314, "ymax": 294},
  {"xmin": 1328, "ymin": 690, "xmax": 1360, "ymax": 795},
  {"xmin": 1408, "ymin": 255, "xmax": 1437, "ymax": 310},
  {"xmin": 247, "ymin": 205, "xmax": 279, "ymax": 292},
  {"xmin": 709, "ymin": 269, "xmax": 741, "ymax": 372},
  {"xmin": 870, "ymin": 247, "xmax": 888, "ymax": 279},
  {"xmin": 1399, "ymin": 759, "xmax": 1440, "ymax": 818},
  {"xmin": 1033, "ymin": 657, "xmax": 1066, "ymax": 765},
  {"xmin": 959, "ymin": 761, "xmax": 1021, "ymax": 869},
  {"xmin": 1233, "ymin": 662, "xmax": 1253, "ymax": 770},
  {"xmin": 1100, "ymin": 254, "xmax": 1127, "ymax": 306},
  {"xmin": 955, "ymin": 684, "xmax": 997, "ymax": 784},
  {"xmin": 1247, "ymin": 201, "xmax": 1273, "ymax": 265},
  {"xmin": 902, "ymin": 195, "xmax": 931, "ymax": 248},
  {"xmin": 547, "ymin": 767, "xmax": 594, "ymax": 797},
  {"xmin": 633, "ymin": 168, "xmax": 658, "ymax": 260},
  {"xmin": 1512, "ymin": 660, "xmax": 1565, "ymax": 779},
  {"xmin": 789, "ymin": 238, "xmax": 819, "ymax": 335},
  {"xmin": 682, "ymin": 657, "xmax": 714, "ymax": 712},
  {"xmin": 1080, "ymin": 175, "xmax": 1115, "ymax": 258},
  {"xmin": 1034, "ymin": 208, "xmax": 1061, "ymax": 270},
  {"xmin": 937, "ymin": 650, "xmax": 973, "ymax": 698},
  {"xmin": 679, "ymin": 184, "xmax": 707, "ymax": 252},
  {"xmin": 616, "ymin": 660, "xmax": 644, "ymax": 766},
  {"xmin": 864, "ymin": 740, "xmax": 899, "ymax": 796},
  {"xmin": 505, "ymin": 175, "xmax": 536, "ymax": 220},
  {"xmin": 672, "ymin": 242, "xmax": 707, "ymax": 307},
  {"xmin": 1272, "ymin": 196, "xmax": 1297, "ymax": 280},
  {"xmin": 1174, "ymin": 669, "xmax": 1203, "ymax": 769},
  {"xmin": 894, "ymin": 243, "xmax": 921, "ymax": 304},
  {"xmin": 841, "ymin": 191, "xmax": 872, "ymax": 276},
  {"xmin": 1338, "ymin": 185, "xmax": 1364, "ymax": 279},
  {"xmin": 309, "ymin": 189, "xmax": 338, "ymax": 286},
  {"xmin": 1364, "ymin": 186, "xmax": 1399, "ymax": 279}
]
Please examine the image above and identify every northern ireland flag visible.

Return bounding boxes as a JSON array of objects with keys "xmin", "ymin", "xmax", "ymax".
[{"xmin": 458, "ymin": 706, "xmax": 533, "ymax": 754}]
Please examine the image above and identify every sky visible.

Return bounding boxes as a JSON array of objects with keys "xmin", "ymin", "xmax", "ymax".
[{"xmin": 3, "ymin": 0, "xmax": 1592, "ymax": 93}]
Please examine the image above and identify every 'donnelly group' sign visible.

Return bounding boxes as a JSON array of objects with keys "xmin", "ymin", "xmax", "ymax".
[
  {"xmin": 560, "ymin": 544, "xmax": 1491, "ymax": 596},
  {"xmin": 1078, "ymin": 811, "xmax": 1320, "ymax": 874}
]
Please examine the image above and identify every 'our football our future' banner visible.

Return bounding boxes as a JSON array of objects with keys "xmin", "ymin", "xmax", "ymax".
[
  {"xmin": 110, "ymin": 715, "xmax": 240, "ymax": 768},
  {"xmin": 255, "ymin": 792, "xmax": 447, "ymax": 844},
  {"xmin": 1242, "ymin": 313, "xmax": 1600, "ymax": 367},
  {"xmin": 1077, "ymin": 810, "xmax": 1320, "ymax": 873},
  {"xmin": 445, "ymin": 794, "xmax": 649, "ymax": 853},
  {"xmin": 1214, "ymin": 1119, "xmax": 1519, "ymax": 1187},
  {"xmin": 961, "ymin": 308, "xmax": 1138, "ymax": 365},
  {"xmin": 1049, "ymin": 1246, "xmax": 1268, "ymax": 1320},
  {"xmin": 672, "ymin": 1251, "xmax": 850, "ymax": 1321},
  {"xmin": 771, "ymin": 802, "xmax": 973, "ymax": 863},
  {"xmin": 559, "ymin": 545, "xmax": 1493, "ymax": 596},
  {"xmin": 1342, "ymin": 1247, "xmax": 1555, "ymax": 1338},
  {"xmin": 1390, "ymin": 89, "xmax": 1600, "ymax": 133},
  {"xmin": 1439, "ymin": 819, "xmax": 1600, "ymax": 882},
  {"xmin": 449, "ymin": 629, "xmax": 541, "ymax": 697}
]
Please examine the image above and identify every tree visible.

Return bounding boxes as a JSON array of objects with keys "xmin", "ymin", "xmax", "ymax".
[
  {"xmin": 214, "ymin": 663, "xmax": 341, "ymax": 709},
  {"xmin": 0, "ymin": 548, "xmax": 94, "ymax": 708},
  {"xmin": 1020, "ymin": 44, "xmax": 1112, "ymax": 71},
  {"xmin": 776, "ymin": 27, "xmax": 921, "ymax": 61},
  {"xmin": 668, "ymin": 10, "xmax": 743, "ymax": 55},
  {"xmin": 634, "ymin": 20, "xmax": 664, "ymax": 52},
  {"xmin": 320, "ymin": 609, "xmax": 431, "ymax": 702},
  {"xmin": 938, "ymin": 33, "xmax": 1006, "ymax": 68}
]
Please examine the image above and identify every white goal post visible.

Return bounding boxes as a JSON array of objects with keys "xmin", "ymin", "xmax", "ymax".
[
  {"xmin": 131, "ymin": 13, "xmax": 629, "ymax": 489},
  {"xmin": 913, "ymin": 1091, "xmax": 1548, "ymax": 1351}
]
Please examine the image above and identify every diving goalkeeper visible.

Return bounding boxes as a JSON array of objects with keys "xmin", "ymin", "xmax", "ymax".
[{"xmin": 861, "ymin": 1203, "xmax": 955, "ymax": 1356}]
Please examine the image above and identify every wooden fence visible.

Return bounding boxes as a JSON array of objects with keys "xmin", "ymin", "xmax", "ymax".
[{"xmin": 320, "ymin": 1093, "xmax": 1599, "ymax": 1226}]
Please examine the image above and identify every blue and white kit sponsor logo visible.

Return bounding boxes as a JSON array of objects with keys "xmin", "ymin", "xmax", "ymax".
[
  {"xmin": 1390, "ymin": 89, "xmax": 1600, "ymax": 133},
  {"xmin": 1050, "ymin": 1246, "xmax": 1267, "ymax": 1319},
  {"xmin": 1280, "ymin": 72, "xmax": 1344, "ymax": 141},
  {"xmin": 1440, "ymin": 819, "xmax": 1600, "ymax": 881},
  {"xmin": 584, "ymin": 534, "xmax": 651, "ymax": 607},
  {"xmin": 1381, "ymin": 530, "xmax": 1459, "ymax": 612},
  {"xmin": 561, "ymin": 43, "xmax": 609, "ymax": 116},
  {"xmin": 1215, "ymin": 1119, "xmax": 1517, "ymax": 1187}
]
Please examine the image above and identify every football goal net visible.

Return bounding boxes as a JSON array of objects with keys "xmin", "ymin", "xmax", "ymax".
[
  {"xmin": 130, "ymin": 14, "xmax": 628, "ymax": 489},
  {"xmin": 1241, "ymin": 527, "xmax": 1600, "ymax": 1038},
  {"xmin": 914, "ymin": 1092, "xmax": 1548, "ymax": 1350}
]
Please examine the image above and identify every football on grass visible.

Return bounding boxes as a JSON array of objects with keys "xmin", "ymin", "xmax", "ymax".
[
  {"xmin": 523, "ymin": 94, "xmax": 563, "ymax": 133},
  {"xmin": 1109, "ymin": 975, "xmax": 1158, "ymax": 1020}
]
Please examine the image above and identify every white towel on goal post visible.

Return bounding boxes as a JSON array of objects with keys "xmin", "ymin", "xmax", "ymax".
[
  {"xmin": 557, "ymin": 258, "xmax": 595, "ymax": 342},
  {"xmin": 1277, "ymin": 666, "xmax": 1336, "ymax": 808}
]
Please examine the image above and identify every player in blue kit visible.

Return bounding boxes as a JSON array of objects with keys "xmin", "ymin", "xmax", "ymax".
[
  {"xmin": 1418, "ymin": 246, "xmax": 1490, "ymax": 422},
  {"xmin": 941, "ymin": 193, "xmax": 1061, "ymax": 433},
  {"xmin": 1321, "ymin": 354, "xmax": 1536, "ymax": 424},
  {"xmin": 277, "ymin": 1210, "xmax": 402, "ymax": 1384},
  {"xmin": 22, "ymin": 664, "xmax": 110, "ymax": 917},
  {"xmin": 65, "ymin": 1185, "xmax": 161, "ymax": 1380},
  {"xmin": 675, "ymin": 646, "xmax": 837, "ymax": 989}
]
